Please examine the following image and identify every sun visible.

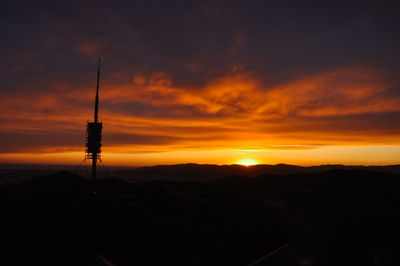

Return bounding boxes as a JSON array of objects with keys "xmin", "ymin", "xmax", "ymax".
[{"xmin": 236, "ymin": 159, "xmax": 259, "ymax": 166}]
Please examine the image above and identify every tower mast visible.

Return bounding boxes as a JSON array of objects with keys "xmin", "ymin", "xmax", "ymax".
[{"xmin": 86, "ymin": 57, "xmax": 103, "ymax": 194}]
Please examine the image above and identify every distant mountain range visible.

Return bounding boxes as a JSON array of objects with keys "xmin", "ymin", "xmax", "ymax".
[
  {"xmin": 113, "ymin": 163, "xmax": 400, "ymax": 182},
  {"xmin": 2, "ymin": 163, "xmax": 400, "ymax": 184}
]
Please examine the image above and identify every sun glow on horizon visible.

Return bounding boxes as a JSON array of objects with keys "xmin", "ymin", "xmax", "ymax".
[
  {"xmin": 236, "ymin": 158, "xmax": 259, "ymax": 166},
  {"xmin": 2, "ymin": 145, "xmax": 400, "ymax": 167}
]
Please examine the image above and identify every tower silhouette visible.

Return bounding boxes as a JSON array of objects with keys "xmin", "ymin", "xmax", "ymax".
[{"xmin": 85, "ymin": 58, "xmax": 103, "ymax": 194}]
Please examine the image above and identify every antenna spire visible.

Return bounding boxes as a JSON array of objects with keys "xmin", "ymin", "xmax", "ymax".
[{"xmin": 94, "ymin": 57, "xmax": 100, "ymax": 123}]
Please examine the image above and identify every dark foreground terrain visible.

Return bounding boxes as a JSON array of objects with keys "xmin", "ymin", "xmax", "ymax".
[{"xmin": 1, "ymin": 168, "xmax": 400, "ymax": 265}]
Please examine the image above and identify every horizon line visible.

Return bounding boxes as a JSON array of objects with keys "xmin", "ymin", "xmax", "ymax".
[{"xmin": 0, "ymin": 162, "xmax": 399, "ymax": 169}]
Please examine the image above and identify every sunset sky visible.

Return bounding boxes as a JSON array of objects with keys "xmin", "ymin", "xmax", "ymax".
[{"xmin": 1, "ymin": 0, "xmax": 400, "ymax": 166}]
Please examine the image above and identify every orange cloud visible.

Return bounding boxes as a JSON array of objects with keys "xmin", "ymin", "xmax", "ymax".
[{"xmin": 1, "ymin": 66, "xmax": 400, "ymax": 166}]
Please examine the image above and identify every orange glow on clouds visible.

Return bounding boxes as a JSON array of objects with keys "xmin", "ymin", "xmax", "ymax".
[{"xmin": 1, "ymin": 67, "xmax": 400, "ymax": 166}]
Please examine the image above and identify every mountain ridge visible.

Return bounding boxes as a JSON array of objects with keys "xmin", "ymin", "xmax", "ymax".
[{"xmin": 115, "ymin": 163, "xmax": 400, "ymax": 183}]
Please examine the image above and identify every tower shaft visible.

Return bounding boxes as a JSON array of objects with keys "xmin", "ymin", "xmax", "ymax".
[{"xmin": 92, "ymin": 152, "xmax": 97, "ymax": 194}]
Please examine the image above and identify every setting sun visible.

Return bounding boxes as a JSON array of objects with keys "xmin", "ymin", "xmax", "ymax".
[{"xmin": 236, "ymin": 159, "xmax": 259, "ymax": 166}]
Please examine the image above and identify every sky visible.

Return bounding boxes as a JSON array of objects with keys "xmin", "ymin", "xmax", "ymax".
[{"xmin": 1, "ymin": 0, "xmax": 400, "ymax": 166}]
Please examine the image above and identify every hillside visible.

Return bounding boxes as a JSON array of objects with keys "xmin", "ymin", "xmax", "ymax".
[{"xmin": 0, "ymin": 169, "xmax": 399, "ymax": 265}]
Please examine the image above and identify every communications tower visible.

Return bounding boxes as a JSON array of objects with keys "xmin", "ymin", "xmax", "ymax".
[{"xmin": 85, "ymin": 58, "xmax": 103, "ymax": 194}]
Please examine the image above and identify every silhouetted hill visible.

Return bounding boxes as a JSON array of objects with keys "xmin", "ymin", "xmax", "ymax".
[
  {"xmin": 116, "ymin": 163, "xmax": 400, "ymax": 183},
  {"xmin": 2, "ymin": 163, "xmax": 400, "ymax": 184},
  {"xmin": 1, "ymin": 169, "xmax": 400, "ymax": 265},
  {"xmin": 4, "ymin": 171, "xmax": 88, "ymax": 200}
]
